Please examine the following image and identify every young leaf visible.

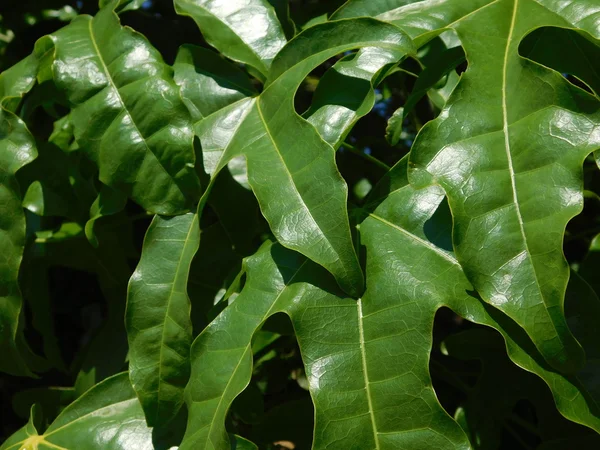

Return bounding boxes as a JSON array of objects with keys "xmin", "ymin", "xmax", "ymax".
[
  {"xmin": 0, "ymin": 54, "xmax": 39, "ymax": 377},
  {"xmin": 126, "ymin": 213, "xmax": 200, "ymax": 426},
  {"xmin": 173, "ymin": 0, "xmax": 287, "ymax": 78},
  {"xmin": 34, "ymin": 1, "xmax": 200, "ymax": 215}
]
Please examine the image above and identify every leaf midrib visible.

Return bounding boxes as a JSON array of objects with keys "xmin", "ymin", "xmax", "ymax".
[
  {"xmin": 357, "ymin": 299, "xmax": 380, "ymax": 449},
  {"xmin": 187, "ymin": 259, "xmax": 309, "ymax": 448},
  {"xmin": 254, "ymin": 100, "xmax": 347, "ymax": 270},
  {"xmin": 154, "ymin": 214, "xmax": 198, "ymax": 422},
  {"xmin": 86, "ymin": 17, "xmax": 179, "ymax": 192}
]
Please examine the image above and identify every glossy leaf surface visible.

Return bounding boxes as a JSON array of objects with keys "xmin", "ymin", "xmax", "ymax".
[
  {"xmin": 35, "ymin": 2, "xmax": 200, "ymax": 214},
  {"xmin": 174, "ymin": 0, "xmax": 287, "ymax": 77},
  {"xmin": 0, "ymin": 373, "xmax": 154, "ymax": 450},
  {"xmin": 192, "ymin": 19, "xmax": 414, "ymax": 296},
  {"xmin": 126, "ymin": 213, "xmax": 199, "ymax": 426},
  {"xmin": 406, "ymin": 0, "xmax": 600, "ymax": 373},
  {"xmin": 0, "ymin": 54, "xmax": 39, "ymax": 377}
]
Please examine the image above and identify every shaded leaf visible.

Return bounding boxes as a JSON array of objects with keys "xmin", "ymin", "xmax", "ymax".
[
  {"xmin": 126, "ymin": 213, "xmax": 199, "ymax": 426},
  {"xmin": 1, "ymin": 373, "xmax": 155, "ymax": 450},
  {"xmin": 35, "ymin": 2, "xmax": 200, "ymax": 214},
  {"xmin": 174, "ymin": 44, "xmax": 258, "ymax": 122},
  {"xmin": 0, "ymin": 54, "xmax": 39, "ymax": 377}
]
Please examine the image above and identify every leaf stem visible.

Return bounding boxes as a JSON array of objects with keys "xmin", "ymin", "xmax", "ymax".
[
  {"xmin": 504, "ymin": 420, "xmax": 534, "ymax": 450},
  {"xmin": 342, "ymin": 142, "xmax": 390, "ymax": 170},
  {"xmin": 507, "ymin": 414, "xmax": 540, "ymax": 437}
]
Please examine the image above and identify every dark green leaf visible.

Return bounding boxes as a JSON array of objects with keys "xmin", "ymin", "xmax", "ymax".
[{"xmin": 35, "ymin": 3, "xmax": 200, "ymax": 214}]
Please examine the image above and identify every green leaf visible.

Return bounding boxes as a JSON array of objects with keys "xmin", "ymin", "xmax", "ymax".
[
  {"xmin": 99, "ymin": 0, "xmax": 145, "ymax": 12},
  {"xmin": 1, "ymin": 373, "xmax": 155, "ymax": 450},
  {"xmin": 0, "ymin": 54, "xmax": 39, "ymax": 377},
  {"xmin": 35, "ymin": 3, "xmax": 200, "ymax": 215},
  {"xmin": 182, "ymin": 152, "xmax": 600, "ymax": 448},
  {"xmin": 364, "ymin": 157, "xmax": 600, "ymax": 433},
  {"xmin": 443, "ymin": 328, "xmax": 598, "ymax": 449},
  {"xmin": 84, "ymin": 183, "xmax": 127, "ymax": 248},
  {"xmin": 406, "ymin": 0, "xmax": 600, "ymax": 373},
  {"xmin": 182, "ymin": 239, "xmax": 471, "ymax": 449},
  {"xmin": 0, "ymin": 406, "xmax": 40, "ymax": 450},
  {"xmin": 519, "ymin": 26, "xmax": 600, "ymax": 97},
  {"xmin": 192, "ymin": 19, "xmax": 414, "ymax": 296},
  {"xmin": 174, "ymin": 44, "xmax": 258, "ymax": 122},
  {"xmin": 304, "ymin": 46, "xmax": 404, "ymax": 148},
  {"xmin": 19, "ymin": 260, "xmax": 65, "ymax": 372},
  {"xmin": 12, "ymin": 386, "xmax": 75, "ymax": 422},
  {"xmin": 385, "ymin": 105, "xmax": 404, "ymax": 146},
  {"xmin": 332, "ymin": 0, "xmax": 497, "ymax": 46},
  {"xmin": 173, "ymin": 0, "xmax": 287, "ymax": 78},
  {"xmin": 126, "ymin": 213, "xmax": 199, "ymax": 426},
  {"xmin": 402, "ymin": 45, "xmax": 465, "ymax": 119},
  {"xmin": 19, "ymin": 142, "xmax": 89, "ymax": 220}
]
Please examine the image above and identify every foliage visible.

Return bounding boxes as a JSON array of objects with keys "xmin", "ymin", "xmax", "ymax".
[{"xmin": 1, "ymin": 0, "xmax": 600, "ymax": 449}]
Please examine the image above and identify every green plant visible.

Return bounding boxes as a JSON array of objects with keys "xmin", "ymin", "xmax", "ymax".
[{"xmin": 1, "ymin": 0, "xmax": 600, "ymax": 448}]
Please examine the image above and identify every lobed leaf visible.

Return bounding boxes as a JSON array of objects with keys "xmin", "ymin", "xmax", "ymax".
[
  {"xmin": 406, "ymin": 0, "xmax": 600, "ymax": 373},
  {"xmin": 0, "ymin": 373, "xmax": 154, "ymax": 450},
  {"xmin": 192, "ymin": 18, "xmax": 415, "ymax": 296}
]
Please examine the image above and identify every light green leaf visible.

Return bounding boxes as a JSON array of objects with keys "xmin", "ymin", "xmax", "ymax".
[
  {"xmin": 99, "ymin": 0, "xmax": 145, "ymax": 12},
  {"xmin": 126, "ymin": 213, "xmax": 199, "ymax": 426},
  {"xmin": 192, "ymin": 19, "xmax": 414, "ymax": 296},
  {"xmin": 0, "ymin": 54, "xmax": 39, "ymax": 377},
  {"xmin": 173, "ymin": 0, "xmax": 287, "ymax": 78},
  {"xmin": 1, "ymin": 373, "xmax": 155, "ymax": 450},
  {"xmin": 35, "ymin": 3, "xmax": 200, "ymax": 215}
]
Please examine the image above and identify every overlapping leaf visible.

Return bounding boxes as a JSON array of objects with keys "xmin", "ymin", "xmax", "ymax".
[
  {"xmin": 0, "ymin": 373, "xmax": 155, "ymax": 450},
  {"xmin": 0, "ymin": 54, "xmax": 39, "ymax": 377},
  {"xmin": 34, "ymin": 1, "xmax": 200, "ymax": 215},
  {"xmin": 173, "ymin": 0, "xmax": 287, "ymax": 78},
  {"xmin": 405, "ymin": 0, "xmax": 600, "ymax": 373},
  {"xmin": 126, "ymin": 213, "xmax": 199, "ymax": 426},
  {"xmin": 181, "ymin": 154, "xmax": 600, "ymax": 448},
  {"xmin": 337, "ymin": 0, "xmax": 600, "ymax": 373},
  {"xmin": 190, "ymin": 19, "xmax": 415, "ymax": 296}
]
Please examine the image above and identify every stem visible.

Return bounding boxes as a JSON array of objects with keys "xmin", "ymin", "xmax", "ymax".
[
  {"xmin": 342, "ymin": 142, "xmax": 390, "ymax": 171},
  {"xmin": 504, "ymin": 420, "xmax": 534, "ymax": 450},
  {"xmin": 507, "ymin": 414, "xmax": 540, "ymax": 437}
]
